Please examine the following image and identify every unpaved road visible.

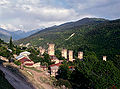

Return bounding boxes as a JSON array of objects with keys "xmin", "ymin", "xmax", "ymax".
[
  {"xmin": 0, "ymin": 65, "xmax": 35, "ymax": 89},
  {"xmin": 25, "ymin": 68, "xmax": 56, "ymax": 89}
]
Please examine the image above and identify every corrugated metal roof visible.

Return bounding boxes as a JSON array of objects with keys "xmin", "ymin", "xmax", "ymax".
[{"xmin": 16, "ymin": 55, "xmax": 25, "ymax": 59}]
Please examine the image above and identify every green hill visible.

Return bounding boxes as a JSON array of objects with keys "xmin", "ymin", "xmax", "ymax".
[
  {"xmin": 15, "ymin": 18, "xmax": 108, "ymax": 46},
  {"xmin": 15, "ymin": 18, "xmax": 120, "ymax": 62}
]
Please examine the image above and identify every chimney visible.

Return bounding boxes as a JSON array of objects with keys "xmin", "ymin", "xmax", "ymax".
[
  {"xmin": 48, "ymin": 44, "xmax": 55, "ymax": 56},
  {"xmin": 61, "ymin": 49, "xmax": 67, "ymax": 59},
  {"xmin": 69, "ymin": 50, "xmax": 73, "ymax": 62},
  {"xmin": 78, "ymin": 52, "xmax": 83, "ymax": 60},
  {"xmin": 103, "ymin": 56, "xmax": 107, "ymax": 61}
]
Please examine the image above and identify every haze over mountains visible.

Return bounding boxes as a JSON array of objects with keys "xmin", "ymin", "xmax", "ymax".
[{"xmin": 0, "ymin": 28, "xmax": 42, "ymax": 42}]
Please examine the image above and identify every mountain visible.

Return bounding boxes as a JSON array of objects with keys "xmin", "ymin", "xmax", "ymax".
[
  {"xmin": 10, "ymin": 29, "xmax": 42, "ymax": 40},
  {"xmin": 15, "ymin": 17, "xmax": 120, "ymax": 57},
  {"xmin": 0, "ymin": 28, "xmax": 11, "ymax": 42},
  {"xmin": 32, "ymin": 18, "xmax": 108, "ymax": 36},
  {"xmin": 0, "ymin": 28, "xmax": 42, "ymax": 42},
  {"xmin": 15, "ymin": 18, "xmax": 109, "ymax": 46},
  {"xmin": 15, "ymin": 18, "xmax": 120, "ymax": 69}
]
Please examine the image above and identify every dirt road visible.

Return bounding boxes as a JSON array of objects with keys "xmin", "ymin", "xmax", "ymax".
[{"xmin": 25, "ymin": 68, "xmax": 56, "ymax": 89}]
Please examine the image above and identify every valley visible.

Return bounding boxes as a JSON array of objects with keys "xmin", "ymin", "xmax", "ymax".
[
  {"xmin": 0, "ymin": 18, "xmax": 120, "ymax": 89},
  {"xmin": 0, "ymin": 28, "xmax": 42, "ymax": 42},
  {"xmin": 0, "ymin": 0, "xmax": 120, "ymax": 88}
]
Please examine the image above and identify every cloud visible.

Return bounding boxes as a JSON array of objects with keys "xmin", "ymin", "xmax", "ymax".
[
  {"xmin": 0, "ymin": 0, "xmax": 10, "ymax": 5},
  {"xmin": 0, "ymin": 24, "xmax": 19, "ymax": 31},
  {"xmin": 0, "ymin": 0, "xmax": 79, "ymax": 31},
  {"xmin": 64, "ymin": 0, "xmax": 120, "ymax": 19},
  {"xmin": 0, "ymin": 0, "xmax": 120, "ymax": 31}
]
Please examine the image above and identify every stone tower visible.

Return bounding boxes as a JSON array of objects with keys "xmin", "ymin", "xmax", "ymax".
[
  {"xmin": 41, "ymin": 49, "xmax": 45, "ymax": 55},
  {"xmin": 61, "ymin": 49, "xmax": 67, "ymax": 59},
  {"xmin": 48, "ymin": 44, "xmax": 55, "ymax": 56},
  {"xmin": 103, "ymin": 56, "xmax": 107, "ymax": 61},
  {"xmin": 39, "ymin": 46, "xmax": 45, "ymax": 55},
  {"xmin": 78, "ymin": 52, "xmax": 83, "ymax": 59},
  {"xmin": 69, "ymin": 50, "xmax": 73, "ymax": 62}
]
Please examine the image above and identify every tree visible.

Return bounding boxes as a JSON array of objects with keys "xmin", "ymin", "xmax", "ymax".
[
  {"xmin": 91, "ymin": 60, "xmax": 120, "ymax": 88},
  {"xmin": 70, "ymin": 68, "xmax": 91, "ymax": 89},
  {"xmin": 43, "ymin": 53, "xmax": 51, "ymax": 65},
  {"xmin": 55, "ymin": 78, "xmax": 72, "ymax": 88},
  {"xmin": 9, "ymin": 37, "xmax": 13, "ymax": 50},
  {"xmin": 57, "ymin": 60, "xmax": 72, "ymax": 80},
  {"xmin": 55, "ymin": 50, "xmax": 65, "ymax": 60},
  {"xmin": 14, "ymin": 60, "xmax": 21, "ymax": 66},
  {"xmin": 29, "ymin": 53, "xmax": 42, "ymax": 63},
  {"xmin": 74, "ymin": 54, "xmax": 120, "ymax": 89}
]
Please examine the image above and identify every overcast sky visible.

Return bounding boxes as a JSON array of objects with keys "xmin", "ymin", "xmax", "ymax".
[{"xmin": 0, "ymin": 0, "xmax": 120, "ymax": 31}]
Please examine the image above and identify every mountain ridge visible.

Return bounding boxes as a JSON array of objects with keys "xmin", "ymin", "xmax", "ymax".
[
  {"xmin": 15, "ymin": 17, "xmax": 120, "ymax": 60},
  {"xmin": 0, "ymin": 28, "xmax": 43, "ymax": 42},
  {"xmin": 29, "ymin": 18, "xmax": 108, "ymax": 37}
]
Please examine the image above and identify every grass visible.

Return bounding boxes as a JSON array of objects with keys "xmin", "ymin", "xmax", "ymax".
[
  {"xmin": 39, "ymin": 77, "xmax": 48, "ymax": 83},
  {"xmin": 39, "ymin": 76, "xmax": 55, "ymax": 86},
  {"xmin": 24, "ymin": 66, "xmax": 42, "ymax": 72}
]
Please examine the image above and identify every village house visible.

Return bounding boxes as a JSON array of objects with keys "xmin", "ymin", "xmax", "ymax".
[
  {"xmin": 40, "ymin": 65, "xmax": 48, "ymax": 71},
  {"xmin": 18, "ymin": 57, "xmax": 34, "ymax": 67},
  {"xmin": 19, "ymin": 43, "xmax": 30, "ymax": 48},
  {"xmin": 33, "ymin": 62, "xmax": 41, "ymax": 69},
  {"xmin": 40, "ymin": 43, "xmax": 97, "ymax": 77},
  {"xmin": 20, "ymin": 51, "xmax": 31, "ymax": 57},
  {"xmin": 49, "ymin": 63, "xmax": 62, "ymax": 76},
  {"xmin": 50, "ymin": 55, "xmax": 60, "ymax": 64},
  {"xmin": 16, "ymin": 51, "xmax": 34, "ymax": 67}
]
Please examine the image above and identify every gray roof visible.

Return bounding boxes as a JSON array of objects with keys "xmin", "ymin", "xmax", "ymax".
[{"xmin": 16, "ymin": 55, "xmax": 25, "ymax": 60}]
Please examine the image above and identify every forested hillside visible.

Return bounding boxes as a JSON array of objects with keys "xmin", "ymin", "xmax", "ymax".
[
  {"xmin": 15, "ymin": 18, "xmax": 120, "ymax": 59},
  {"xmin": 2, "ymin": 18, "xmax": 120, "ymax": 89},
  {"xmin": 15, "ymin": 18, "xmax": 108, "ymax": 46}
]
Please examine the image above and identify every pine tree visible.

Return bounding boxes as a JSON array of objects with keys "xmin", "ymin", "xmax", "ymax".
[{"xmin": 9, "ymin": 37, "xmax": 13, "ymax": 50}]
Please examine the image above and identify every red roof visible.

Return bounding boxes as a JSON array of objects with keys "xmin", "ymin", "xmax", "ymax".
[
  {"xmin": 50, "ymin": 59, "xmax": 58, "ymax": 60},
  {"xmin": 49, "ymin": 63, "xmax": 62, "ymax": 67},
  {"xmin": 40, "ymin": 65, "xmax": 47, "ymax": 68},
  {"xmin": 25, "ymin": 63, "xmax": 34, "ymax": 66},
  {"xmin": 19, "ymin": 57, "xmax": 31, "ymax": 63},
  {"xmin": 68, "ymin": 66, "xmax": 75, "ymax": 68}
]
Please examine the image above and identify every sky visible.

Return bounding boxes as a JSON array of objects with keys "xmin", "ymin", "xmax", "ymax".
[{"xmin": 0, "ymin": 0, "xmax": 120, "ymax": 32}]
